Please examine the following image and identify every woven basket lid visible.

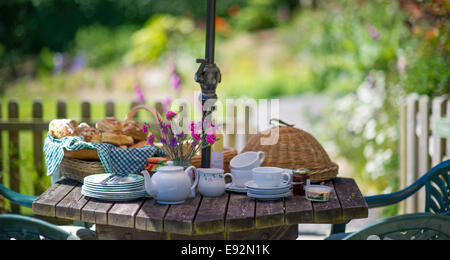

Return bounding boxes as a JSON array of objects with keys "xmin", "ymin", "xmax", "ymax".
[{"xmin": 241, "ymin": 120, "xmax": 339, "ymax": 183}]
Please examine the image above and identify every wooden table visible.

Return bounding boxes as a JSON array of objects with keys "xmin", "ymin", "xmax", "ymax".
[{"xmin": 32, "ymin": 177, "xmax": 368, "ymax": 240}]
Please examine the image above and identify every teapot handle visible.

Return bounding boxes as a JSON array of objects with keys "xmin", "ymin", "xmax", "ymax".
[{"xmin": 185, "ymin": 166, "xmax": 199, "ymax": 192}]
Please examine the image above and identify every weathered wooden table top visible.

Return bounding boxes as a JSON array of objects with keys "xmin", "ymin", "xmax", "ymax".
[{"xmin": 32, "ymin": 177, "xmax": 368, "ymax": 237}]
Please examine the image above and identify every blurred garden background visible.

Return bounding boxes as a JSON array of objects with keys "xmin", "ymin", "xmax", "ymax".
[{"xmin": 0, "ymin": 0, "xmax": 449, "ymax": 217}]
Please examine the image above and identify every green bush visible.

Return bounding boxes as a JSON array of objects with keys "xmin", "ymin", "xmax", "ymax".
[{"xmin": 74, "ymin": 24, "xmax": 137, "ymax": 67}]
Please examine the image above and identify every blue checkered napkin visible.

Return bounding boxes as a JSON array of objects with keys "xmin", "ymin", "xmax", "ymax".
[{"xmin": 44, "ymin": 135, "xmax": 165, "ymax": 177}]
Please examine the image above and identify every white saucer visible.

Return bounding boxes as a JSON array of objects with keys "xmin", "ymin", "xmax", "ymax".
[
  {"xmin": 247, "ymin": 191, "xmax": 292, "ymax": 201},
  {"xmin": 225, "ymin": 183, "xmax": 247, "ymax": 193},
  {"xmin": 245, "ymin": 180, "xmax": 291, "ymax": 190}
]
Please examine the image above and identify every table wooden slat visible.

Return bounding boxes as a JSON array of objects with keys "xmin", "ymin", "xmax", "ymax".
[
  {"xmin": 255, "ymin": 199, "xmax": 285, "ymax": 229},
  {"xmin": 32, "ymin": 178, "xmax": 78, "ymax": 217},
  {"xmin": 32, "ymin": 177, "xmax": 369, "ymax": 237},
  {"xmin": 225, "ymin": 193, "xmax": 256, "ymax": 232},
  {"xmin": 55, "ymin": 184, "xmax": 90, "ymax": 221},
  {"xmin": 81, "ymin": 198, "xmax": 115, "ymax": 225},
  {"xmin": 333, "ymin": 178, "xmax": 368, "ymax": 221},
  {"xmin": 135, "ymin": 199, "xmax": 170, "ymax": 232},
  {"xmin": 312, "ymin": 180, "xmax": 343, "ymax": 224},
  {"xmin": 163, "ymin": 196, "xmax": 202, "ymax": 235},
  {"xmin": 284, "ymin": 195, "xmax": 314, "ymax": 224},
  {"xmin": 194, "ymin": 194, "xmax": 230, "ymax": 235},
  {"xmin": 108, "ymin": 199, "xmax": 145, "ymax": 228}
]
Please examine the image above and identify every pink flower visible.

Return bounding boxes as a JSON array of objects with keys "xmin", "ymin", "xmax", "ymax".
[
  {"xmin": 147, "ymin": 134, "xmax": 155, "ymax": 145},
  {"xmin": 134, "ymin": 83, "xmax": 145, "ymax": 103},
  {"xmin": 206, "ymin": 133, "xmax": 217, "ymax": 145},
  {"xmin": 162, "ymin": 96, "xmax": 171, "ymax": 113},
  {"xmin": 191, "ymin": 132, "xmax": 201, "ymax": 142},
  {"xmin": 189, "ymin": 122, "xmax": 198, "ymax": 133},
  {"xmin": 166, "ymin": 111, "xmax": 177, "ymax": 121},
  {"xmin": 170, "ymin": 74, "xmax": 181, "ymax": 91},
  {"xmin": 143, "ymin": 124, "xmax": 149, "ymax": 134}
]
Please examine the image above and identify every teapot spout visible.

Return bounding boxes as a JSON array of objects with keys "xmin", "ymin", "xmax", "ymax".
[{"xmin": 141, "ymin": 170, "xmax": 158, "ymax": 198}]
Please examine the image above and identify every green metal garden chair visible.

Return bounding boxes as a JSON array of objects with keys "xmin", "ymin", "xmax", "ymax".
[
  {"xmin": 331, "ymin": 213, "xmax": 450, "ymax": 240},
  {"xmin": 0, "ymin": 184, "xmax": 96, "ymax": 240},
  {"xmin": 330, "ymin": 159, "xmax": 450, "ymax": 235},
  {"xmin": 0, "ymin": 214, "xmax": 79, "ymax": 240}
]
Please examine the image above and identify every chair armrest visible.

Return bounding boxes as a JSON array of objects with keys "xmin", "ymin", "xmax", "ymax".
[
  {"xmin": 0, "ymin": 184, "xmax": 38, "ymax": 208},
  {"xmin": 365, "ymin": 160, "xmax": 450, "ymax": 209}
]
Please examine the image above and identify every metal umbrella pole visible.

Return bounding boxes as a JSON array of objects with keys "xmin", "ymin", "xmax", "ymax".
[{"xmin": 195, "ymin": 0, "xmax": 222, "ymax": 168}]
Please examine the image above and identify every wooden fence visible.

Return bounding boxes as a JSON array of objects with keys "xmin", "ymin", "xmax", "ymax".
[
  {"xmin": 0, "ymin": 99, "xmax": 254, "ymax": 213},
  {"xmin": 399, "ymin": 94, "xmax": 449, "ymax": 214}
]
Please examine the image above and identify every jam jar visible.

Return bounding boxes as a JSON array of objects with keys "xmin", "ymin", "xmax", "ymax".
[{"xmin": 292, "ymin": 169, "xmax": 310, "ymax": 196}]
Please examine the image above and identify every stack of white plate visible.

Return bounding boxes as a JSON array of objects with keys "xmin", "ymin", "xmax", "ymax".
[
  {"xmin": 245, "ymin": 180, "xmax": 292, "ymax": 201},
  {"xmin": 81, "ymin": 174, "xmax": 147, "ymax": 201}
]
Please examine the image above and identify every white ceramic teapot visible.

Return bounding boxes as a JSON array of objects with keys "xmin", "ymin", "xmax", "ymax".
[{"xmin": 142, "ymin": 166, "xmax": 199, "ymax": 205}]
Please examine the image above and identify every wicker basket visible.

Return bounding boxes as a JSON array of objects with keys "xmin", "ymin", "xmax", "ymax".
[
  {"xmin": 241, "ymin": 120, "xmax": 339, "ymax": 183},
  {"xmin": 190, "ymin": 147, "xmax": 238, "ymax": 173},
  {"xmin": 60, "ymin": 157, "xmax": 106, "ymax": 183},
  {"xmin": 59, "ymin": 105, "xmax": 164, "ymax": 182}
]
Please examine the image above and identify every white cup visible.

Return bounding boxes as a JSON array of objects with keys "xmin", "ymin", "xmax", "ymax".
[
  {"xmin": 252, "ymin": 167, "xmax": 292, "ymax": 187},
  {"xmin": 228, "ymin": 168, "xmax": 253, "ymax": 187},
  {"xmin": 230, "ymin": 151, "xmax": 265, "ymax": 170}
]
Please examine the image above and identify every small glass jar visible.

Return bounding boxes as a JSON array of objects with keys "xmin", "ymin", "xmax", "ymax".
[{"xmin": 292, "ymin": 169, "xmax": 310, "ymax": 196}]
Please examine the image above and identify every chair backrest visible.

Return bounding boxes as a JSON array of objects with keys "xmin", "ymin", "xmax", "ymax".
[
  {"xmin": 344, "ymin": 213, "xmax": 450, "ymax": 240},
  {"xmin": 0, "ymin": 214, "xmax": 78, "ymax": 240},
  {"xmin": 425, "ymin": 161, "xmax": 449, "ymax": 215}
]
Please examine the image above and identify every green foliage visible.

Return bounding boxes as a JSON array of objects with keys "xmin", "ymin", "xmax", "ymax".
[
  {"xmin": 125, "ymin": 15, "xmax": 196, "ymax": 64},
  {"xmin": 74, "ymin": 25, "xmax": 136, "ymax": 67}
]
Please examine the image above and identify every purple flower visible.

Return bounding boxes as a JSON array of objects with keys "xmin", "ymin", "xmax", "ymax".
[
  {"xmin": 365, "ymin": 23, "xmax": 380, "ymax": 40},
  {"xmin": 143, "ymin": 124, "xmax": 148, "ymax": 134},
  {"xmin": 166, "ymin": 111, "xmax": 177, "ymax": 121},
  {"xmin": 161, "ymin": 138, "xmax": 167, "ymax": 145},
  {"xmin": 134, "ymin": 83, "xmax": 145, "ymax": 103},
  {"xmin": 161, "ymin": 123, "xmax": 172, "ymax": 135},
  {"xmin": 69, "ymin": 55, "xmax": 86, "ymax": 72},
  {"xmin": 169, "ymin": 137, "xmax": 177, "ymax": 148},
  {"xmin": 176, "ymin": 132, "xmax": 184, "ymax": 140},
  {"xmin": 206, "ymin": 133, "xmax": 217, "ymax": 145}
]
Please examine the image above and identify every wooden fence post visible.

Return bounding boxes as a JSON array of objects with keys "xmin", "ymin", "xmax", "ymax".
[
  {"xmin": 399, "ymin": 102, "xmax": 407, "ymax": 214},
  {"xmin": 57, "ymin": 100, "xmax": 67, "ymax": 119},
  {"xmin": 432, "ymin": 95, "xmax": 448, "ymax": 166},
  {"xmin": 447, "ymin": 100, "xmax": 450, "ymax": 158},
  {"xmin": 106, "ymin": 101, "xmax": 115, "ymax": 117},
  {"xmin": 406, "ymin": 94, "xmax": 419, "ymax": 213},
  {"xmin": 81, "ymin": 101, "xmax": 91, "ymax": 124},
  {"xmin": 8, "ymin": 100, "xmax": 20, "ymax": 213},
  {"xmin": 0, "ymin": 100, "xmax": 3, "ymax": 185},
  {"xmin": 32, "ymin": 100, "xmax": 45, "ymax": 195},
  {"xmin": 417, "ymin": 96, "xmax": 430, "ymax": 211}
]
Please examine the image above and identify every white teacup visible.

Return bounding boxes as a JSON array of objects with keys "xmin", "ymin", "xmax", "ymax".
[
  {"xmin": 230, "ymin": 151, "xmax": 265, "ymax": 170},
  {"xmin": 252, "ymin": 167, "xmax": 292, "ymax": 187},
  {"xmin": 197, "ymin": 168, "xmax": 233, "ymax": 197},
  {"xmin": 228, "ymin": 168, "xmax": 253, "ymax": 187}
]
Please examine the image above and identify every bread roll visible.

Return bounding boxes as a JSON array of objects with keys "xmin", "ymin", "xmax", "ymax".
[
  {"xmin": 130, "ymin": 140, "xmax": 148, "ymax": 148},
  {"xmin": 49, "ymin": 119, "xmax": 78, "ymax": 139},
  {"xmin": 96, "ymin": 117, "xmax": 122, "ymax": 133},
  {"xmin": 122, "ymin": 120, "xmax": 148, "ymax": 142},
  {"xmin": 78, "ymin": 123, "xmax": 102, "ymax": 142},
  {"xmin": 101, "ymin": 132, "xmax": 134, "ymax": 146}
]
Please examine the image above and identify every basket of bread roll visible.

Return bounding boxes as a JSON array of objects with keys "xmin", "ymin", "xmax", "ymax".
[{"xmin": 47, "ymin": 105, "xmax": 165, "ymax": 182}]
